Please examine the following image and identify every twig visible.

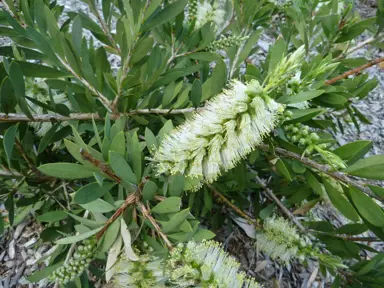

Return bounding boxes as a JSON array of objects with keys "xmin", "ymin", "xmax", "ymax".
[
  {"xmin": 80, "ymin": 149, "xmax": 121, "ymax": 182},
  {"xmin": 0, "ymin": 108, "xmax": 199, "ymax": 122},
  {"xmin": 211, "ymin": 188, "xmax": 259, "ymax": 226},
  {"xmin": 335, "ymin": 36, "xmax": 381, "ymax": 60},
  {"xmin": 87, "ymin": 0, "xmax": 120, "ymax": 54},
  {"xmin": 255, "ymin": 175, "xmax": 307, "ymax": 233},
  {"xmin": 326, "ymin": 57, "xmax": 384, "ymax": 85},
  {"xmin": 258, "ymin": 144, "xmax": 381, "ymax": 202},
  {"xmin": 96, "ymin": 193, "xmax": 138, "ymax": 240},
  {"xmin": 138, "ymin": 201, "xmax": 173, "ymax": 249}
]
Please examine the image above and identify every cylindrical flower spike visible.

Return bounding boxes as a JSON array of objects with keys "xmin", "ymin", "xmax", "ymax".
[
  {"xmin": 256, "ymin": 216, "xmax": 309, "ymax": 264},
  {"xmin": 109, "ymin": 240, "xmax": 261, "ymax": 288},
  {"xmin": 151, "ymin": 80, "xmax": 285, "ymax": 190}
]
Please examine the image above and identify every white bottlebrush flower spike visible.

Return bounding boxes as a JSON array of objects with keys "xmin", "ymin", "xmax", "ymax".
[
  {"xmin": 194, "ymin": 0, "xmax": 226, "ymax": 30},
  {"xmin": 256, "ymin": 216, "xmax": 309, "ymax": 264},
  {"xmin": 110, "ymin": 240, "xmax": 261, "ymax": 288},
  {"xmin": 151, "ymin": 80, "xmax": 284, "ymax": 190}
]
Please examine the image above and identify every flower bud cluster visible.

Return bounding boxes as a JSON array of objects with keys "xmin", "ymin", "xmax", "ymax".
[
  {"xmin": 207, "ymin": 35, "xmax": 249, "ymax": 52},
  {"xmin": 111, "ymin": 240, "xmax": 260, "ymax": 288},
  {"xmin": 188, "ymin": 0, "xmax": 198, "ymax": 22},
  {"xmin": 281, "ymin": 112, "xmax": 346, "ymax": 169},
  {"xmin": 48, "ymin": 238, "xmax": 97, "ymax": 284},
  {"xmin": 256, "ymin": 217, "xmax": 310, "ymax": 264}
]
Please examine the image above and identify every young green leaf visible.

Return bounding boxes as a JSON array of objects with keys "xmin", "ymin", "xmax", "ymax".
[
  {"xmin": 38, "ymin": 163, "xmax": 95, "ymax": 179},
  {"xmin": 323, "ymin": 177, "xmax": 360, "ymax": 222},
  {"xmin": 55, "ymin": 227, "xmax": 102, "ymax": 244},
  {"xmin": 349, "ymin": 186, "xmax": 384, "ymax": 227},
  {"xmin": 109, "ymin": 151, "xmax": 137, "ymax": 184},
  {"xmin": 151, "ymin": 197, "xmax": 181, "ymax": 214},
  {"xmin": 162, "ymin": 208, "xmax": 190, "ymax": 233},
  {"xmin": 343, "ymin": 155, "xmax": 384, "ymax": 180},
  {"xmin": 3, "ymin": 124, "xmax": 18, "ymax": 166},
  {"xmin": 333, "ymin": 140, "xmax": 373, "ymax": 165}
]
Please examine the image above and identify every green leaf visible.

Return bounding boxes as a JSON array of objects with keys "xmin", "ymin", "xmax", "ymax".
[
  {"xmin": 162, "ymin": 208, "xmax": 190, "ymax": 233},
  {"xmin": 343, "ymin": 155, "xmax": 384, "ymax": 180},
  {"xmin": 38, "ymin": 163, "xmax": 94, "ymax": 179},
  {"xmin": 100, "ymin": 216, "xmax": 121, "ymax": 253},
  {"xmin": 169, "ymin": 174, "xmax": 185, "ymax": 196},
  {"xmin": 368, "ymin": 185, "xmax": 384, "ymax": 200},
  {"xmin": 323, "ymin": 178, "xmax": 360, "ymax": 222},
  {"xmin": 110, "ymin": 131, "xmax": 126, "ymax": 157},
  {"xmin": 37, "ymin": 211, "xmax": 67, "ymax": 223},
  {"xmin": 333, "ymin": 140, "xmax": 373, "ymax": 165},
  {"xmin": 67, "ymin": 212, "xmax": 105, "ymax": 228},
  {"xmin": 37, "ymin": 124, "xmax": 59, "ymax": 154},
  {"xmin": 9, "ymin": 62, "xmax": 32, "ymax": 119},
  {"xmin": 26, "ymin": 261, "xmax": 64, "ymax": 282},
  {"xmin": 142, "ymin": 0, "xmax": 187, "ymax": 31},
  {"xmin": 55, "ymin": 227, "xmax": 102, "ymax": 244},
  {"xmin": 275, "ymin": 159, "xmax": 293, "ymax": 181},
  {"xmin": 130, "ymin": 37, "xmax": 154, "ymax": 65},
  {"xmin": 74, "ymin": 182, "xmax": 115, "ymax": 204},
  {"xmin": 286, "ymin": 108, "xmax": 325, "ymax": 124},
  {"xmin": 80, "ymin": 199, "xmax": 115, "ymax": 213},
  {"xmin": 144, "ymin": 127, "xmax": 158, "ymax": 152},
  {"xmin": 128, "ymin": 133, "xmax": 142, "ymax": 182},
  {"xmin": 279, "ymin": 90, "xmax": 324, "ymax": 104},
  {"xmin": 151, "ymin": 197, "xmax": 181, "ymax": 214},
  {"xmin": 193, "ymin": 229, "xmax": 216, "ymax": 242},
  {"xmin": 142, "ymin": 181, "xmax": 158, "ymax": 201},
  {"xmin": 191, "ymin": 79, "xmax": 202, "ymax": 107},
  {"xmin": 15, "ymin": 61, "xmax": 70, "ymax": 78},
  {"xmin": 305, "ymin": 170, "xmax": 323, "ymax": 195},
  {"xmin": 187, "ymin": 52, "xmax": 221, "ymax": 61},
  {"xmin": 0, "ymin": 77, "xmax": 17, "ymax": 114},
  {"xmin": 3, "ymin": 124, "xmax": 18, "ymax": 166},
  {"xmin": 349, "ymin": 186, "xmax": 384, "ymax": 227},
  {"xmin": 109, "ymin": 151, "xmax": 137, "ymax": 184}
]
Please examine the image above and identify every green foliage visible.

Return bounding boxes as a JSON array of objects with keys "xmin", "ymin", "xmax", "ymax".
[{"xmin": 0, "ymin": 0, "xmax": 383, "ymax": 287}]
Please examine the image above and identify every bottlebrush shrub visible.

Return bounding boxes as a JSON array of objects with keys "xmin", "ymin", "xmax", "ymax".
[{"xmin": 0, "ymin": 1, "xmax": 384, "ymax": 287}]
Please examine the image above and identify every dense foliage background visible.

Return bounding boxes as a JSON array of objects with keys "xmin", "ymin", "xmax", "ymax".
[{"xmin": 0, "ymin": 0, "xmax": 384, "ymax": 287}]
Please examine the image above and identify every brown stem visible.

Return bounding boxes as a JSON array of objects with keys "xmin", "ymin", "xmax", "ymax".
[
  {"xmin": 96, "ymin": 193, "xmax": 138, "ymax": 240},
  {"xmin": 258, "ymin": 144, "xmax": 381, "ymax": 202},
  {"xmin": 211, "ymin": 188, "xmax": 259, "ymax": 226},
  {"xmin": 326, "ymin": 57, "xmax": 384, "ymax": 85},
  {"xmin": 0, "ymin": 108, "xmax": 200, "ymax": 123},
  {"xmin": 255, "ymin": 175, "xmax": 307, "ymax": 233},
  {"xmin": 80, "ymin": 149, "xmax": 121, "ymax": 182},
  {"xmin": 138, "ymin": 201, "xmax": 173, "ymax": 249}
]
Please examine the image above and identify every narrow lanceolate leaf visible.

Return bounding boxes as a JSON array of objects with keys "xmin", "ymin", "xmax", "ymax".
[
  {"xmin": 3, "ymin": 124, "xmax": 18, "ymax": 166},
  {"xmin": 151, "ymin": 197, "xmax": 182, "ymax": 214},
  {"xmin": 120, "ymin": 218, "xmax": 139, "ymax": 261},
  {"xmin": 55, "ymin": 227, "xmax": 102, "ymax": 244},
  {"xmin": 109, "ymin": 151, "xmax": 137, "ymax": 184},
  {"xmin": 142, "ymin": 180, "xmax": 158, "ymax": 201},
  {"xmin": 0, "ymin": 77, "xmax": 17, "ymax": 114},
  {"xmin": 323, "ymin": 177, "xmax": 360, "ymax": 222},
  {"xmin": 105, "ymin": 234, "xmax": 122, "ymax": 282},
  {"xmin": 26, "ymin": 262, "xmax": 64, "ymax": 283},
  {"xmin": 349, "ymin": 187, "xmax": 384, "ymax": 227},
  {"xmin": 142, "ymin": 0, "xmax": 188, "ymax": 31},
  {"xmin": 343, "ymin": 155, "xmax": 384, "ymax": 180},
  {"xmin": 100, "ymin": 217, "xmax": 121, "ymax": 253},
  {"xmin": 38, "ymin": 163, "xmax": 95, "ymax": 179},
  {"xmin": 74, "ymin": 182, "xmax": 115, "ymax": 204},
  {"xmin": 333, "ymin": 140, "xmax": 373, "ymax": 165},
  {"xmin": 9, "ymin": 62, "xmax": 33, "ymax": 119},
  {"xmin": 15, "ymin": 61, "xmax": 70, "ymax": 78},
  {"xmin": 162, "ymin": 208, "xmax": 190, "ymax": 233}
]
